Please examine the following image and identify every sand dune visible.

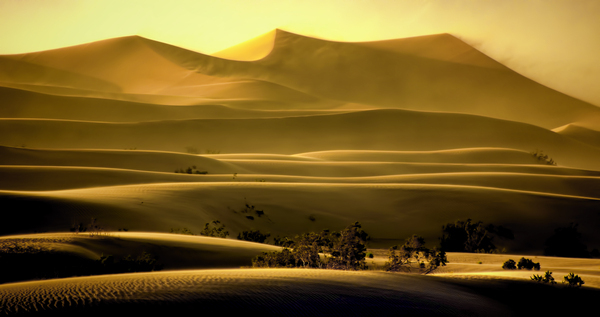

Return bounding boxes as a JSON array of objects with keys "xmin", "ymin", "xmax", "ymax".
[
  {"xmin": 0, "ymin": 232, "xmax": 280, "ymax": 271},
  {"xmin": 0, "ymin": 268, "xmax": 516, "ymax": 316},
  {"xmin": 3, "ymin": 31, "xmax": 599, "ymax": 126},
  {"xmin": 2, "ymin": 182, "xmax": 599, "ymax": 252},
  {"xmin": 554, "ymin": 124, "xmax": 600, "ymax": 149},
  {"xmin": 4, "ymin": 166, "xmax": 600, "ymax": 199},
  {"xmin": 0, "ymin": 86, "xmax": 349, "ymax": 121},
  {"xmin": 2, "ymin": 30, "xmax": 600, "ymax": 299},
  {"xmin": 2, "ymin": 109, "xmax": 600, "ymax": 170}
]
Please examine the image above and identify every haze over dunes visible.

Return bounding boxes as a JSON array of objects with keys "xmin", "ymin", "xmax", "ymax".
[{"xmin": 2, "ymin": 29, "xmax": 599, "ymax": 314}]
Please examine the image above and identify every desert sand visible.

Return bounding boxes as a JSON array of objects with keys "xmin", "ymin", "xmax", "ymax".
[{"xmin": 2, "ymin": 30, "xmax": 599, "ymax": 314}]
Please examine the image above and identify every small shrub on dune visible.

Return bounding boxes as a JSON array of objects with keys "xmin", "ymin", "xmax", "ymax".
[
  {"xmin": 237, "ymin": 229, "xmax": 271, "ymax": 243},
  {"xmin": 517, "ymin": 257, "xmax": 540, "ymax": 270},
  {"xmin": 563, "ymin": 273, "xmax": 585, "ymax": 288},
  {"xmin": 502, "ymin": 259, "xmax": 517, "ymax": 270},
  {"xmin": 170, "ymin": 227, "xmax": 195, "ymax": 235},
  {"xmin": 200, "ymin": 220, "xmax": 229, "ymax": 238},
  {"xmin": 531, "ymin": 270, "xmax": 556, "ymax": 284},
  {"xmin": 385, "ymin": 235, "xmax": 448, "ymax": 274}
]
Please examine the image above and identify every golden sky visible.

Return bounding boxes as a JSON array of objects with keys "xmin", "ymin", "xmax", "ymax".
[{"xmin": 1, "ymin": 0, "xmax": 599, "ymax": 107}]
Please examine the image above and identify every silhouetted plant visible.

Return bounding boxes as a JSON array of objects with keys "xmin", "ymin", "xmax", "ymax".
[
  {"xmin": 174, "ymin": 166, "xmax": 207, "ymax": 174},
  {"xmin": 237, "ymin": 229, "xmax": 270, "ymax": 243},
  {"xmin": 531, "ymin": 270, "xmax": 556, "ymax": 284},
  {"xmin": 252, "ymin": 222, "xmax": 370, "ymax": 271},
  {"xmin": 385, "ymin": 235, "xmax": 448, "ymax": 274},
  {"xmin": 544, "ymin": 223, "xmax": 589, "ymax": 258},
  {"xmin": 531, "ymin": 149, "xmax": 556, "ymax": 165},
  {"xmin": 252, "ymin": 248, "xmax": 298, "ymax": 268},
  {"xmin": 199, "ymin": 220, "xmax": 229, "ymax": 238},
  {"xmin": 502, "ymin": 259, "xmax": 517, "ymax": 270},
  {"xmin": 273, "ymin": 236, "xmax": 295, "ymax": 248},
  {"xmin": 185, "ymin": 146, "xmax": 199, "ymax": 154},
  {"xmin": 517, "ymin": 257, "xmax": 540, "ymax": 270},
  {"xmin": 170, "ymin": 227, "xmax": 195, "ymax": 235},
  {"xmin": 563, "ymin": 272, "xmax": 584, "ymax": 288},
  {"xmin": 440, "ymin": 219, "xmax": 513, "ymax": 253}
]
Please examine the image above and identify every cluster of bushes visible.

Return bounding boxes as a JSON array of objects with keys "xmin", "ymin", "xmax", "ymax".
[
  {"xmin": 530, "ymin": 271, "xmax": 585, "ymax": 288},
  {"xmin": 171, "ymin": 221, "xmax": 229, "ymax": 238},
  {"xmin": 174, "ymin": 166, "xmax": 207, "ymax": 174},
  {"xmin": 502, "ymin": 257, "xmax": 540, "ymax": 270},
  {"xmin": 531, "ymin": 149, "xmax": 557, "ymax": 165},
  {"xmin": 95, "ymin": 252, "xmax": 163, "ymax": 274},
  {"xmin": 385, "ymin": 235, "xmax": 448, "ymax": 274},
  {"xmin": 252, "ymin": 222, "xmax": 447, "ymax": 273},
  {"xmin": 544, "ymin": 223, "xmax": 598, "ymax": 258},
  {"xmin": 440, "ymin": 218, "xmax": 513, "ymax": 253},
  {"xmin": 238, "ymin": 229, "xmax": 270, "ymax": 243},
  {"xmin": 230, "ymin": 199, "xmax": 266, "ymax": 221},
  {"xmin": 253, "ymin": 222, "xmax": 371, "ymax": 270},
  {"xmin": 501, "ymin": 257, "xmax": 586, "ymax": 288}
]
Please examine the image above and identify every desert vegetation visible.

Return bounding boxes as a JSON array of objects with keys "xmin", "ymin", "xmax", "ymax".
[
  {"xmin": 439, "ymin": 218, "xmax": 513, "ymax": 253},
  {"xmin": 237, "ymin": 229, "xmax": 270, "ymax": 243},
  {"xmin": 174, "ymin": 165, "xmax": 208, "ymax": 174},
  {"xmin": 531, "ymin": 149, "xmax": 557, "ymax": 165},
  {"xmin": 385, "ymin": 235, "xmax": 448, "ymax": 274},
  {"xmin": 502, "ymin": 257, "xmax": 540, "ymax": 270}
]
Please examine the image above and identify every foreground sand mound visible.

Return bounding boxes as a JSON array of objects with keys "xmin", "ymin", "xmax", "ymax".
[
  {"xmin": 0, "ymin": 269, "xmax": 511, "ymax": 316},
  {"xmin": 2, "ymin": 268, "xmax": 599, "ymax": 316},
  {"xmin": 0, "ymin": 233, "xmax": 279, "ymax": 278}
]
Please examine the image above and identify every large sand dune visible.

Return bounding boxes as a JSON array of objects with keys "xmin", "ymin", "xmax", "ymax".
[
  {"xmin": 2, "ymin": 29, "xmax": 600, "ymax": 308},
  {"xmin": 2, "ymin": 109, "xmax": 600, "ymax": 170}
]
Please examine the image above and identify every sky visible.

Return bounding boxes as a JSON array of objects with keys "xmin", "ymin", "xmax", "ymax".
[{"xmin": 1, "ymin": 0, "xmax": 599, "ymax": 107}]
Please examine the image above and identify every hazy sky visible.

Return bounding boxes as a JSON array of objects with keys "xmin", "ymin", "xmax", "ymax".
[{"xmin": 1, "ymin": 0, "xmax": 599, "ymax": 106}]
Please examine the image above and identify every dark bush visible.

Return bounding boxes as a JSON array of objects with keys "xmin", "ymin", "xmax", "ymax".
[
  {"xmin": 439, "ymin": 219, "xmax": 513, "ymax": 253},
  {"xmin": 531, "ymin": 270, "xmax": 556, "ymax": 284},
  {"xmin": 385, "ymin": 235, "xmax": 448, "ymax": 274},
  {"xmin": 237, "ymin": 229, "xmax": 270, "ymax": 243},
  {"xmin": 563, "ymin": 272, "xmax": 585, "ymax": 288},
  {"xmin": 544, "ymin": 223, "xmax": 589, "ymax": 258},
  {"xmin": 517, "ymin": 257, "xmax": 540, "ymax": 270},
  {"xmin": 199, "ymin": 220, "xmax": 229, "ymax": 238},
  {"xmin": 502, "ymin": 259, "xmax": 517, "ymax": 270}
]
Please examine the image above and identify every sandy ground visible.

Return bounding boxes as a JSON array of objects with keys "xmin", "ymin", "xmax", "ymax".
[{"xmin": 2, "ymin": 30, "xmax": 600, "ymax": 315}]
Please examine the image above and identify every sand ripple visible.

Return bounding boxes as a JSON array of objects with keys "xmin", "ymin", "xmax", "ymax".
[{"xmin": 0, "ymin": 269, "xmax": 509, "ymax": 316}]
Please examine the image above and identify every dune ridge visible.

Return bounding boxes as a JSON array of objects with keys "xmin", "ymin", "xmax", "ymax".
[{"xmin": 2, "ymin": 29, "xmax": 600, "ymax": 306}]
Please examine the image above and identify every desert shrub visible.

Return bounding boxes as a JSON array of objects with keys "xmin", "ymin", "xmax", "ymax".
[
  {"xmin": 252, "ymin": 249, "xmax": 298, "ymax": 268},
  {"xmin": 185, "ymin": 146, "xmax": 199, "ymax": 154},
  {"xmin": 96, "ymin": 252, "xmax": 163, "ymax": 274},
  {"xmin": 544, "ymin": 223, "xmax": 589, "ymax": 258},
  {"xmin": 531, "ymin": 270, "xmax": 556, "ymax": 284},
  {"xmin": 517, "ymin": 257, "xmax": 540, "ymax": 270},
  {"xmin": 385, "ymin": 235, "xmax": 448, "ymax": 274},
  {"xmin": 563, "ymin": 272, "xmax": 585, "ymax": 288},
  {"xmin": 174, "ymin": 166, "xmax": 207, "ymax": 174},
  {"xmin": 531, "ymin": 149, "xmax": 556, "ymax": 165},
  {"xmin": 170, "ymin": 227, "xmax": 195, "ymax": 235},
  {"xmin": 237, "ymin": 229, "xmax": 270, "ymax": 243},
  {"xmin": 326, "ymin": 222, "xmax": 371, "ymax": 270},
  {"xmin": 252, "ymin": 222, "xmax": 370, "ymax": 271},
  {"xmin": 439, "ymin": 219, "xmax": 513, "ymax": 253},
  {"xmin": 199, "ymin": 220, "xmax": 229, "ymax": 238},
  {"xmin": 502, "ymin": 259, "xmax": 517, "ymax": 270},
  {"xmin": 273, "ymin": 236, "xmax": 295, "ymax": 248}
]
